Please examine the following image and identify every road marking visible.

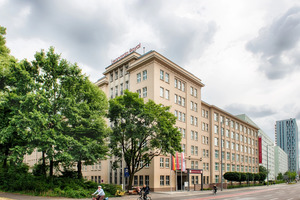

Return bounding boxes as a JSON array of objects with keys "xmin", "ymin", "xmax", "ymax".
[{"xmin": 188, "ymin": 188, "xmax": 277, "ymax": 200}]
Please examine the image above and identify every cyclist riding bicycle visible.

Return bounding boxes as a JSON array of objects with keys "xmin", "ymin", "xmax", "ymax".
[{"xmin": 141, "ymin": 184, "xmax": 150, "ymax": 200}]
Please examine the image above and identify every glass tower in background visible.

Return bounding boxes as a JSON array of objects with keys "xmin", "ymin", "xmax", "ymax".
[{"xmin": 275, "ymin": 118, "xmax": 299, "ymax": 172}]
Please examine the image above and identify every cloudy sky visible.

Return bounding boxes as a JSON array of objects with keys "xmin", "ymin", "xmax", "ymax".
[{"xmin": 1, "ymin": 0, "xmax": 300, "ymax": 142}]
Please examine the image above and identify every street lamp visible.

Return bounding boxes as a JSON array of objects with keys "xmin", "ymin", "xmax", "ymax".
[
  {"xmin": 266, "ymin": 144, "xmax": 270, "ymax": 186},
  {"xmin": 220, "ymin": 120, "xmax": 224, "ymax": 191}
]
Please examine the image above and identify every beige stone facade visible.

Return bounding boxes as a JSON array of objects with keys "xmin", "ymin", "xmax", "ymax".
[
  {"xmin": 91, "ymin": 51, "xmax": 259, "ymax": 191},
  {"xmin": 24, "ymin": 50, "xmax": 259, "ymax": 191}
]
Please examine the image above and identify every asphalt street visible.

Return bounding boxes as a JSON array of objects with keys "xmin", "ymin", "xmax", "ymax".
[{"xmin": 0, "ymin": 183, "xmax": 299, "ymax": 200}]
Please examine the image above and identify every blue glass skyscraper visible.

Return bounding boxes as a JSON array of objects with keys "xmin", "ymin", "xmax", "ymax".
[{"xmin": 275, "ymin": 118, "xmax": 299, "ymax": 172}]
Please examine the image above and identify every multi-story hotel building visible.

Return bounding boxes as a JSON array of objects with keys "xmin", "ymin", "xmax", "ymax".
[{"xmin": 87, "ymin": 50, "xmax": 259, "ymax": 191}]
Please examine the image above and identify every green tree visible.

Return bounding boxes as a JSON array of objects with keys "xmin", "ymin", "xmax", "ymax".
[
  {"xmin": 108, "ymin": 90, "xmax": 182, "ymax": 189},
  {"xmin": 254, "ymin": 173, "xmax": 260, "ymax": 183},
  {"xmin": 284, "ymin": 171, "xmax": 297, "ymax": 182},
  {"xmin": 60, "ymin": 76, "xmax": 110, "ymax": 178},
  {"xmin": 258, "ymin": 165, "xmax": 268, "ymax": 183},
  {"xmin": 239, "ymin": 173, "xmax": 247, "ymax": 185},
  {"xmin": 277, "ymin": 172, "xmax": 283, "ymax": 180},
  {"xmin": 4, "ymin": 46, "xmax": 109, "ymax": 177},
  {"xmin": 0, "ymin": 26, "xmax": 35, "ymax": 168}
]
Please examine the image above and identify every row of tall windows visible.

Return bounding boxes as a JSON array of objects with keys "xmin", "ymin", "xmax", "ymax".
[
  {"xmin": 134, "ymin": 175, "xmax": 150, "ymax": 186},
  {"xmin": 174, "ymin": 94, "xmax": 185, "ymax": 106},
  {"xmin": 110, "ymin": 81, "xmax": 129, "ymax": 99},
  {"xmin": 110, "ymin": 65, "xmax": 128, "ymax": 82},
  {"xmin": 190, "ymin": 116, "xmax": 198, "ymax": 126},
  {"xmin": 160, "ymin": 70, "xmax": 169, "ymax": 83},
  {"xmin": 160, "ymin": 87, "xmax": 170, "ymax": 99},
  {"xmin": 174, "ymin": 78, "xmax": 185, "ymax": 92},
  {"xmin": 137, "ymin": 87, "xmax": 148, "ymax": 98},
  {"xmin": 174, "ymin": 110, "xmax": 186, "ymax": 122},
  {"xmin": 137, "ymin": 70, "xmax": 148, "ymax": 83}
]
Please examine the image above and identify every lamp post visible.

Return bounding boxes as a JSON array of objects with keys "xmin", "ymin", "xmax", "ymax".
[
  {"xmin": 220, "ymin": 121, "xmax": 224, "ymax": 191},
  {"xmin": 266, "ymin": 144, "xmax": 273, "ymax": 186}
]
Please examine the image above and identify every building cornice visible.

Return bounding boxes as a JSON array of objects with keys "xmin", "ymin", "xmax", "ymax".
[
  {"xmin": 201, "ymin": 100, "xmax": 259, "ymax": 130},
  {"xmin": 128, "ymin": 51, "xmax": 205, "ymax": 87}
]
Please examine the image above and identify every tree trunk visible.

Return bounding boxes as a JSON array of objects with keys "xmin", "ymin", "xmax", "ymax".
[
  {"xmin": 128, "ymin": 173, "xmax": 134, "ymax": 190},
  {"xmin": 3, "ymin": 147, "xmax": 9, "ymax": 168},
  {"xmin": 42, "ymin": 151, "xmax": 46, "ymax": 176},
  {"xmin": 50, "ymin": 159, "xmax": 53, "ymax": 176},
  {"xmin": 77, "ymin": 160, "xmax": 82, "ymax": 179}
]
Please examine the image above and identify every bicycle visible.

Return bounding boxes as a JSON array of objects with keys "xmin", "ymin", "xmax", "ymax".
[
  {"xmin": 137, "ymin": 192, "xmax": 151, "ymax": 200},
  {"xmin": 92, "ymin": 195, "xmax": 108, "ymax": 200},
  {"xmin": 212, "ymin": 187, "xmax": 217, "ymax": 195}
]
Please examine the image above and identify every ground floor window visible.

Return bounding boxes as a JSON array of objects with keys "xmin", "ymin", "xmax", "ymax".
[
  {"xmin": 215, "ymin": 175, "xmax": 219, "ymax": 183},
  {"xmin": 145, "ymin": 175, "xmax": 150, "ymax": 186},
  {"xmin": 134, "ymin": 176, "xmax": 138, "ymax": 186},
  {"xmin": 160, "ymin": 175, "xmax": 164, "ymax": 186},
  {"xmin": 139, "ymin": 175, "xmax": 143, "ymax": 186},
  {"xmin": 196, "ymin": 176, "xmax": 199, "ymax": 184},
  {"xmin": 166, "ymin": 176, "xmax": 170, "ymax": 185}
]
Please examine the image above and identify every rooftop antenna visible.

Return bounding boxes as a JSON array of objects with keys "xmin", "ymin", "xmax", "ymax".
[{"xmin": 143, "ymin": 47, "xmax": 145, "ymax": 54}]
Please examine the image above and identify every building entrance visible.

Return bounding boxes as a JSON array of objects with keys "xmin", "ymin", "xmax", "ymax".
[{"xmin": 177, "ymin": 175, "xmax": 187, "ymax": 190}]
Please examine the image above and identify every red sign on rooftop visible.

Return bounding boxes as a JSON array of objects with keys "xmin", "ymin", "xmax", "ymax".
[{"xmin": 111, "ymin": 43, "xmax": 141, "ymax": 64}]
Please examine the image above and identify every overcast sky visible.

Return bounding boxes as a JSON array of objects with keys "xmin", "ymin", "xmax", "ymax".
[{"xmin": 1, "ymin": 0, "xmax": 300, "ymax": 142}]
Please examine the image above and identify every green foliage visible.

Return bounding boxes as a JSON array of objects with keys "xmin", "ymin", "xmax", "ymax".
[
  {"xmin": 277, "ymin": 172, "xmax": 283, "ymax": 180},
  {"xmin": 108, "ymin": 90, "xmax": 182, "ymax": 189},
  {"xmin": 0, "ymin": 165, "xmax": 120, "ymax": 198},
  {"xmin": 224, "ymin": 172, "xmax": 260, "ymax": 184}
]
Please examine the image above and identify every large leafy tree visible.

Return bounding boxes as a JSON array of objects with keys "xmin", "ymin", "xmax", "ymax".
[
  {"xmin": 20, "ymin": 47, "xmax": 110, "ymax": 177},
  {"xmin": 0, "ymin": 26, "xmax": 36, "ymax": 168},
  {"xmin": 108, "ymin": 90, "xmax": 182, "ymax": 189}
]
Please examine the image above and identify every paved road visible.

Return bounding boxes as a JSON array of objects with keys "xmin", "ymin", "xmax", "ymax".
[{"xmin": 0, "ymin": 183, "xmax": 299, "ymax": 200}]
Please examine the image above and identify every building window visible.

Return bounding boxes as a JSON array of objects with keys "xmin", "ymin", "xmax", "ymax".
[
  {"xmin": 137, "ymin": 175, "xmax": 143, "ymax": 186},
  {"xmin": 166, "ymin": 176, "xmax": 170, "ymax": 185},
  {"xmin": 215, "ymin": 162, "xmax": 219, "ymax": 171},
  {"xmin": 190, "ymin": 86, "xmax": 193, "ymax": 95},
  {"xmin": 134, "ymin": 176, "xmax": 138, "ymax": 186},
  {"xmin": 215, "ymin": 150, "xmax": 219, "ymax": 159},
  {"xmin": 195, "ymin": 146, "xmax": 198, "ymax": 156},
  {"xmin": 120, "ymin": 68, "xmax": 123, "ymax": 77},
  {"xmin": 191, "ymin": 161, "xmax": 194, "ymax": 169},
  {"xmin": 160, "ymin": 70, "xmax": 164, "ymax": 80},
  {"xmin": 125, "ymin": 81, "xmax": 129, "ymax": 90},
  {"xmin": 215, "ymin": 175, "xmax": 219, "ymax": 183},
  {"xmin": 191, "ymin": 131, "xmax": 194, "ymax": 140},
  {"xmin": 145, "ymin": 175, "xmax": 149, "ymax": 185},
  {"xmin": 137, "ymin": 89, "xmax": 141, "ymax": 98},
  {"xmin": 143, "ymin": 87, "xmax": 147, "ymax": 98},
  {"xmin": 160, "ymin": 157, "xmax": 164, "ymax": 168},
  {"xmin": 214, "ymin": 138, "xmax": 219, "ymax": 146},
  {"xmin": 143, "ymin": 70, "xmax": 147, "ymax": 80},
  {"xmin": 165, "ymin": 73, "xmax": 169, "ymax": 83},
  {"xmin": 115, "ymin": 86, "xmax": 118, "ymax": 96},
  {"xmin": 191, "ymin": 146, "xmax": 194, "ymax": 155},
  {"xmin": 182, "ymin": 144, "xmax": 186, "ymax": 153},
  {"xmin": 110, "ymin": 73, "xmax": 114, "ymax": 82},
  {"xmin": 120, "ymin": 83, "xmax": 123, "ymax": 95},
  {"xmin": 160, "ymin": 87, "xmax": 164, "ymax": 97},
  {"xmin": 165, "ymin": 89, "xmax": 169, "ymax": 100},
  {"xmin": 110, "ymin": 88, "xmax": 113, "ymax": 99},
  {"xmin": 137, "ymin": 73, "xmax": 141, "ymax": 83},
  {"xmin": 165, "ymin": 158, "xmax": 170, "ymax": 168},
  {"xmin": 160, "ymin": 176, "xmax": 164, "ymax": 186}
]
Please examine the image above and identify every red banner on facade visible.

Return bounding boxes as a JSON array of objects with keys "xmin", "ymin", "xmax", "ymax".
[
  {"xmin": 176, "ymin": 152, "xmax": 180, "ymax": 170},
  {"xmin": 258, "ymin": 136, "xmax": 262, "ymax": 164}
]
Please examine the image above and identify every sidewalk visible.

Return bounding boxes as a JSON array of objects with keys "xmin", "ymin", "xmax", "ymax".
[
  {"xmin": 0, "ymin": 190, "xmax": 213, "ymax": 200},
  {"xmin": 0, "ymin": 185, "xmax": 279, "ymax": 200}
]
